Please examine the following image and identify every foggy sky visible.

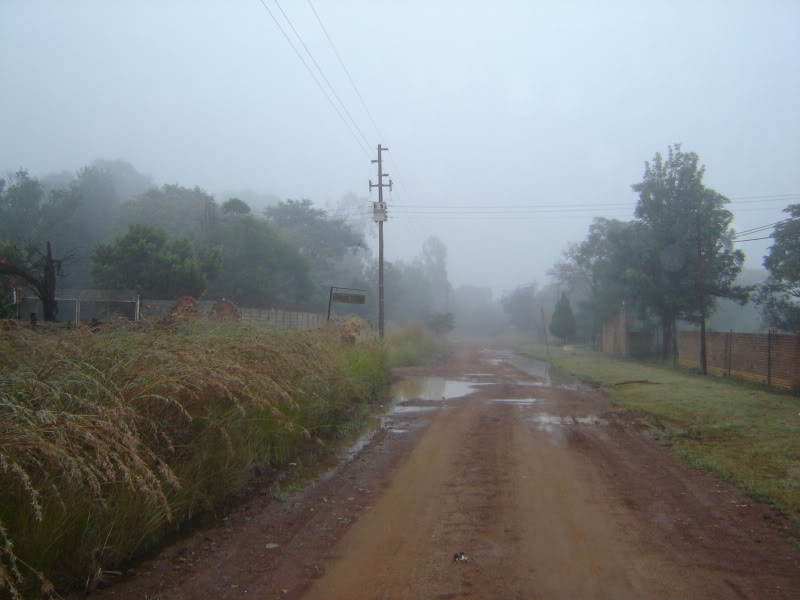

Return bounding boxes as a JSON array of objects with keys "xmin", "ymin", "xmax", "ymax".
[{"xmin": 2, "ymin": 0, "xmax": 799, "ymax": 296}]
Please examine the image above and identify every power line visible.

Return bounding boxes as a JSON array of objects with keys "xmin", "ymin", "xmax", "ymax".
[
  {"xmin": 732, "ymin": 216, "xmax": 800, "ymax": 239},
  {"xmin": 273, "ymin": 0, "xmax": 374, "ymax": 151},
  {"xmin": 305, "ymin": 0, "xmax": 383, "ymax": 141},
  {"xmin": 733, "ymin": 235, "xmax": 775, "ymax": 242},
  {"xmin": 729, "ymin": 193, "xmax": 800, "ymax": 200},
  {"xmin": 254, "ymin": 0, "xmax": 371, "ymax": 158},
  {"xmin": 303, "ymin": 0, "xmax": 418, "ymax": 207}
]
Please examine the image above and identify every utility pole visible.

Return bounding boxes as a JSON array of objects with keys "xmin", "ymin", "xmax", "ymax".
[
  {"xmin": 369, "ymin": 145, "xmax": 391, "ymax": 340},
  {"xmin": 695, "ymin": 209, "xmax": 707, "ymax": 375}
]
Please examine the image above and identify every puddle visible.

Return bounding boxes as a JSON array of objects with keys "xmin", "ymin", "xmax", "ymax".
[
  {"xmin": 502, "ymin": 356, "xmax": 579, "ymax": 390},
  {"xmin": 528, "ymin": 413, "xmax": 608, "ymax": 431},
  {"xmin": 390, "ymin": 377, "xmax": 483, "ymax": 402},
  {"xmin": 491, "ymin": 398, "xmax": 541, "ymax": 405},
  {"xmin": 338, "ymin": 428, "xmax": 378, "ymax": 461},
  {"xmin": 389, "ymin": 404, "xmax": 438, "ymax": 414},
  {"xmin": 481, "ymin": 358, "xmax": 505, "ymax": 366}
]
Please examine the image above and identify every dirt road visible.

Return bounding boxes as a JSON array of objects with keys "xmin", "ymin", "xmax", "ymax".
[{"xmin": 96, "ymin": 346, "xmax": 800, "ymax": 600}]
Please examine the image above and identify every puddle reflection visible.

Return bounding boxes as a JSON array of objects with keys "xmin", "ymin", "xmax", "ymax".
[{"xmin": 390, "ymin": 377, "xmax": 483, "ymax": 402}]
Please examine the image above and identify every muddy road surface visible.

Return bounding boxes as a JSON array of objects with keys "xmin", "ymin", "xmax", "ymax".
[{"xmin": 96, "ymin": 346, "xmax": 800, "ymax": 599}]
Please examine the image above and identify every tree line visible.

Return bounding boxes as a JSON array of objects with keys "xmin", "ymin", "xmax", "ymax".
[
  {"xmin": 0, "ymin": 160, "xmax": 453, "ymax": 329},
  {"xmin": 503, "ymin": 145, "xmax": 799, "ymax": 362}
]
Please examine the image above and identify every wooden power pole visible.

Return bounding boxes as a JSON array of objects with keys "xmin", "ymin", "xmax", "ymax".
[{"xmin": 370, "ymin": 145, "xmax": 390, "ymax": 340}]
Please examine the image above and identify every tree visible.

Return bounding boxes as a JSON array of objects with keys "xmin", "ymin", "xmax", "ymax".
[
  {"xmin": 91, "ymin": 224, "xmax": 221, "ymax": 298},
  {"xmin": 501, "ymin": 284, "xmax": 539, "ymax": 334},
  {"xmin": 0, "ymin": 170, "xmax": 80, "ymax": 246},
  {"xmin": 118, "ymin": 184, "xmax": 218, "ymax": 240},
  {"xmin": 550, "ymin": 218, "xmax": 649, "ymax": 347},
  {"xmin": 632, "ymin": 145, "xmax": 747, "ymax": 362},
  {"xmin": 264, "ymin": 199, "xmax": 364, "ymax": 294},
  {"xmin": 205, "ymin": 215, "xmax": 314, "ymax": 306},
  {"xmin": 0, "ymin": 171, "xmax": 80, "ymax": 321},
  {"xmin": 420, "ymin": 236, "xmax": 451, "ymax": 313},
  {"xmin": 0, "ymin": 241, "xmax": 66, "ymax": 321},
  {"xmin": 756, "ymin": 205, "xmax": 800, "ymax": 331},
  {"xmin": 221, "ymin": 197, "xmax": 251, "ymax": 216},
  {"xmin": 550, "ymin": 292, "xmax": 576, "ymax": 343}
]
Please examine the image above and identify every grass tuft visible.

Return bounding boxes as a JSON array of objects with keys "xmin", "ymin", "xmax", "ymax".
[{"xmin": 0, "ymin": 319, "xmax": 390, "ymax": 597}]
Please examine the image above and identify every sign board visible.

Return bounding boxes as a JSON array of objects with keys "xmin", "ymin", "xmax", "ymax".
[{"xmin": 331, "ymin": 292, "xmax": 366, "ymax": 305}]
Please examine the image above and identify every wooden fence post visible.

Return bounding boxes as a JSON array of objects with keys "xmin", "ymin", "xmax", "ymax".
[
  {"xmin": 793, "ymin": 330, "xmax": 800, "ymax": 392},
  {"xmin": 767, "ymin": 329, "xmax": 772, "ymax": 388}
]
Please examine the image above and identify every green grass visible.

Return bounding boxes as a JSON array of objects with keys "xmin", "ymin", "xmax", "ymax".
[
  {"xmin": 385, "ymin": 322, "xmax": 448, "ymax": 367},
  {"xmin": 519, "ymin": 342, "xmax": 800, "ymax": 526},
  {"xmin": 0, "ymin": 319, "xmax": 392, "ymax": 599}
]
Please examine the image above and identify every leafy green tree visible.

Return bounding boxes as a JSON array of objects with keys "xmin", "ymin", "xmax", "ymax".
[
  {"xmin": 0, "ymin": 170, "xmax": 80, "ymax": 246},
  {"xmin": 91, "ymin": 224, "xmax": 220, "ymax": 298},
  {"xmin": 221, "ymin": 197, "xmax": 251, "ymax": 216},
  {"xmin": 118, "ymin": 184, "xmax": 217, "ymax": 240},
  {"xmin": 0, "ymin": 171, "xmax": 80, "ymax": 320},
  {"xmin": 206, "ymin": 215, "xmax": 313, "ymax": 305},
  {"xmin": 550, "ymin": 218, "xmax": 650, "ymax": 346},
  {"xmin": 756, "ymin": 205, "xmax": 800, "ymax": 331},
  {"xmin": 632, "ymin": 144, "xmax": 746, "ymax": 359},
  {"xmin": 501, "ymin": 284, "xmax": 539, "ymax": 334},
  {"xmin": 550, "ymin": 292, "xmax": 576, "ymax": 343},
  {"xmin": 264, "ymin": 199, "xmax": 364, "ymax": 293}
]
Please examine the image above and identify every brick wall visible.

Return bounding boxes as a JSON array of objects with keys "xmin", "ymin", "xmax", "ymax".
[{"xmin": 678, "ymin": 330, "xmax": 800, "ymax": 390}]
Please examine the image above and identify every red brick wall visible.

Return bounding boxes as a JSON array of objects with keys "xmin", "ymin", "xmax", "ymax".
[{"xmin": 678, "ymin": 331, "xmax": 799, "ymax": 389}]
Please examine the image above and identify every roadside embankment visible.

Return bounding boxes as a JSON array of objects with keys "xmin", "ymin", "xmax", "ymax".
[
  {"xmin": 0, "ymin": 320, "xmax": 401, "ymax": 598},
  {"xmin": 519, "ymin": 343, "xmax": 800, "ymax": 528}
]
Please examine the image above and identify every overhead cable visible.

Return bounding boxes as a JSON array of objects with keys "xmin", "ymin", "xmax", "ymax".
[
  {"xmin": 273, "ymin": 0, "xmax": 374, "ymax": 151},
  {"xmin": 255, "ymin": 0, "xmax": 371, "ymax": 158}
]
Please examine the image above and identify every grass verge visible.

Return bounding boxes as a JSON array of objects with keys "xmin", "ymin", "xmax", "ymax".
[
  {"xmin": 385, "ymin": 322, "xmax": 448, "ymax": 367},
  {"xmin": 519, "ymin": 342, "xmax": 800, "ymax": 527},
  {"xmin": 0, "ymin": 319, "xmax": 390, "ymax": 599}
]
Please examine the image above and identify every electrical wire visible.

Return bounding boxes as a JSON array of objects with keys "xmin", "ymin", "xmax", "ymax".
[
  {"xmin": 732, "ymin": 216, "xmax": 800, "ymax": 239},
  {"xmin": 733, "ymin": 236, "xmax": 775, "ymax": 242},
  {"xmin": 255, "ymin": 0, "xmax": 371, "ymax": 158},
  {"xmin": 305, "ymin": 0, "xmax": 384, "ymax": 142},
  {"xmin": 273, "ymin": 0, "xmax": 374, "ymax": 151}
]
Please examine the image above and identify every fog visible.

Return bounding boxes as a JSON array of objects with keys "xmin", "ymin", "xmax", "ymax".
[{"xmin": 2, "ymin": 0, "xmax": 799, "ymax": 297}]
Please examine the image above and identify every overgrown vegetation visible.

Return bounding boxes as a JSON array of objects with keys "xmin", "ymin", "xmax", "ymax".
[
  {"xmin": 0, "ymin": 320, "xmax": 391, "ymax": 598},
  {"xmin": 385, "ymin": 322, "xmax": 448, "ymax": 367},
  {"xmin": 519, "ymin": 343, "xmax": 800, "ymax": 527}
]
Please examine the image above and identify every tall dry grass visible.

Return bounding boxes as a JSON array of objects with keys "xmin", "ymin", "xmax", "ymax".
[{"xmin": 0, "ymin": 319, "xmax": 389, "ymax": 598}]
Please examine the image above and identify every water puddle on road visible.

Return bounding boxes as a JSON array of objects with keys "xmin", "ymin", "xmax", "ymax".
[
  {"xmin": 491, "ymin": 398, "xmax": 542, "ymax": 405},
  {"xmin": 390, "ymin": 377, "xmax": 484, "ymax": 403},
  {"xmin": 528, "ymin": 413, "xmax": 608, "ymax": 432}
]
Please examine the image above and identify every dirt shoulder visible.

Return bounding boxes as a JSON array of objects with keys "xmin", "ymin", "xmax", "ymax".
[{"xmin": 91, "ymin": 345, "xmax": 800, "ymax": 600}]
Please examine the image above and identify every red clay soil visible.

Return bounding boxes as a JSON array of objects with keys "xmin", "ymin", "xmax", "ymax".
[{"xmin": 90, "ymin": 346, "xmax": 800, "ymax": 600}]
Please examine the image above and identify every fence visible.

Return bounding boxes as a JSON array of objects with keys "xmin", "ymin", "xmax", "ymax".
[
  {"xmin": 16, "ymin": 291, "xmax": 327, "ymax": 331},
  {"xmin": 16, "ymin": 289, "xmax": 140, "ymax": 323},
  {"xmin": 141, "ymin": 299, "xmax": 326, "ymax": 330},
  {"xmin": 677, "ymin": 330, "xmax": 800, "ymax": 390}
]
